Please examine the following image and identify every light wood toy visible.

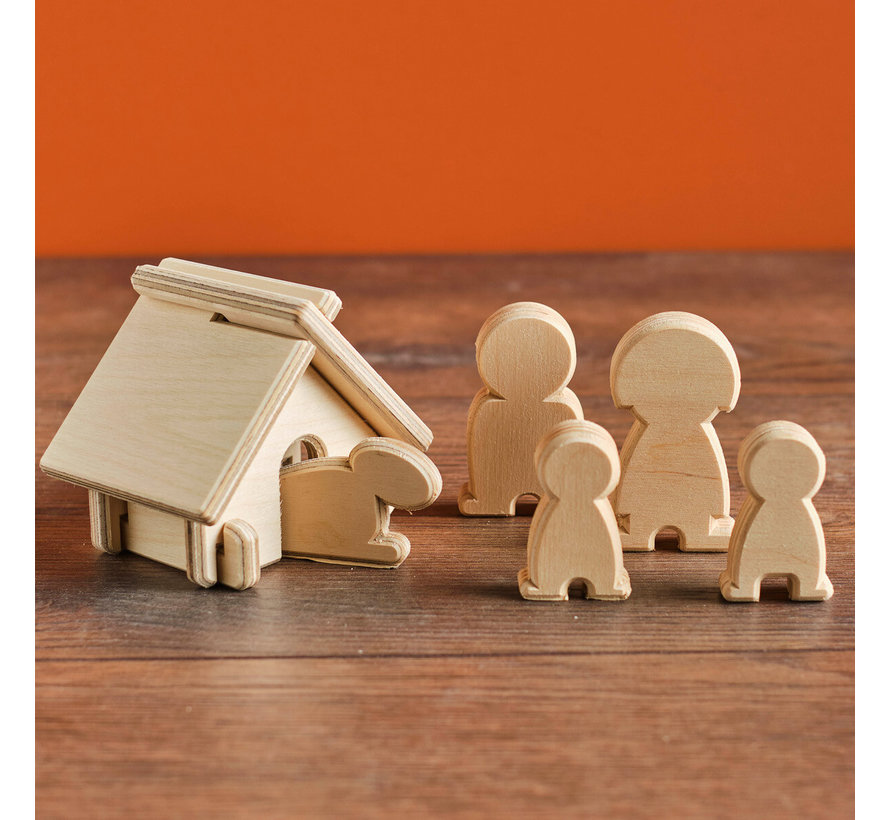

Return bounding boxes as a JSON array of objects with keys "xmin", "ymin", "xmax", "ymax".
[
  {"xmin": 719, "ymin": 421, "xmax": 833, "ymax": 602},
  {"xmin": 459, "ymin": 302, "xmax": 584, "ymax": 516},
  {"xmin": 40, "ymin": 259, "xmax": 436, "ymax": 590},
  {"xmin": 518, "ymin": 420, "xmax": 631, "ymax": 601},
  {"xmin": 610, "ymin": 311, "xmax": 740, "ymax": 552},
  {"xmin": 281, "ymin": 438, "xmax": 441, "ymax": 567}
]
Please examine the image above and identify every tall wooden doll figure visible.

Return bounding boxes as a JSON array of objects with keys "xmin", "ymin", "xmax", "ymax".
[
  {"xmin": 720, "ymin": 420, "xmax": 833, "ymax": 601},
  {"xmin": 459, "ymin": 303, "xmax": 584, "ymax": 516},
  {"xmin": 518, "ymin": 420, "xmax": 631, "ymax": 601},
  {"xmin": 610, "ymin": 312, "xmax": 741, "ymax": 551}
]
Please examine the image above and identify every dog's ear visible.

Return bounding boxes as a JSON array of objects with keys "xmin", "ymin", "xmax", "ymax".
[{"xmin": 350, "ymin": 439, "xmax": 442, "ymax": 511}]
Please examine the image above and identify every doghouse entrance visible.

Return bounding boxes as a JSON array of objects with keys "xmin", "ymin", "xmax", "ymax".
[{"xmin": 280, "ymin": 434, "xmax": 327, "ymax": 468}]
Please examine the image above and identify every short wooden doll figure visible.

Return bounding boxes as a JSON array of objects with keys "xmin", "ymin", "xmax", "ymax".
[
  {"xmin": 720, "ymin": 421, "xmax": 833, "ymax": 602},
  {"xmin": 281, "ymin": 438, "xmax": 442, "ymax": 568},
  {"xmin": 459, "ymin": 303, "xmax": 584, "ymax": 516},
  {"xmin": 610, "ymin": 312, "xmax": 740, "ymax": 551},
  {"xmin": 518, "ymin": 420, "xmax": 631, "ymax": 601}
]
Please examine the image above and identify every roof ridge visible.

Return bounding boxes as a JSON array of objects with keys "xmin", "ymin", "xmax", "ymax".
[{"xmin": 133, "ymin": 263, "xmax": 341, "ymax": 329}]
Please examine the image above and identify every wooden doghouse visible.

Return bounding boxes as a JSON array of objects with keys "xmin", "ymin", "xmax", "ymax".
[{"xmin": 41, "ymin": 259, "xmax": 434, "ymax": 590}]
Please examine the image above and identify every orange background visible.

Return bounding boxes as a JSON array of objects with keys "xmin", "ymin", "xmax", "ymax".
[{"xmin": 36, "ymin": 1, "xmax": 853, "ymax": 257}]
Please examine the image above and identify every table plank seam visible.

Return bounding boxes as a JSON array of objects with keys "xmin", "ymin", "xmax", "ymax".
[{"xmin": 36, "ymin": 646, "xmax": 853, "ymax": 665}]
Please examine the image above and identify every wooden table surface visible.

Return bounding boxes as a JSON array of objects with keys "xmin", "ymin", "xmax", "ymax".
[{"xmin": 36, "ymin": 254, "xmax": 854, "ymax": 818}]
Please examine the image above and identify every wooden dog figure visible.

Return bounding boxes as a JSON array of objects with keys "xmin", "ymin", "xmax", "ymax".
[
  {"xmin": 518, "ymin": 420, "xmax": 631, "ymax": 601},
  {"xmin": 610, "ymin": 311, "xmax": 740, "ymax": 551},
  {"xmin": 280, "ymin": 438, "xmax": 442, "ymax": 567},
  {"xmin": 720, "ymin": 421, "xmax": 833, "ymax": 602},
  {"xmin": 459, "ymin": 302, "xmax": 583, "ymax": 516}
]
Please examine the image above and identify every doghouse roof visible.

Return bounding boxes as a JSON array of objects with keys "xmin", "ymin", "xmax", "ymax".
[{"xmin": 40, "ymin": 258, "xmax": 433, "ymax": 524}]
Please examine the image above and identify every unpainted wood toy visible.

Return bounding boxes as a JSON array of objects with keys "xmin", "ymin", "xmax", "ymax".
[
  {"xmin": 40, "ymin": 259, "xmax": 434, "ymax": 590},
  {"xmin": 610, "ymin": 311, "xmax": 740, "ymax": 551},
  {"xmin": 720, "ymin": 420, "xmax": 833, "ymax": 602},
  {"xmin": 459, "ymin": 302, "xmax": 584, "ymax": 516},
  {"xmin": 518, "ymin": 420, "xmax": 631, "ymax": 601},
  {"xmin": 281, "ymin": 438, "xmax": 441, "ymax": 567}
]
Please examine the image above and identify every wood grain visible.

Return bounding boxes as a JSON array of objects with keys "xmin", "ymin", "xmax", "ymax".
[{"xmin": 36, "ymin": 253, "xmax": 854, "ymax": 818}]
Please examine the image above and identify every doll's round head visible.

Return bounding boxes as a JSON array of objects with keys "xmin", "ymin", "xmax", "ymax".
[
  {"xmin": 739, "ymin": 421, "xmax": 825, "ymax": 501},
  {"xmin": 536, "ymin": 420, "xmax": 620, "ymax": 499},
  {"xmin": 610, "ymin": 312, "xmax": 740, "ymax": 421},
  {"xmin": 476, "ymin": 303, "xmax": 576, "ymax": 399}
]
